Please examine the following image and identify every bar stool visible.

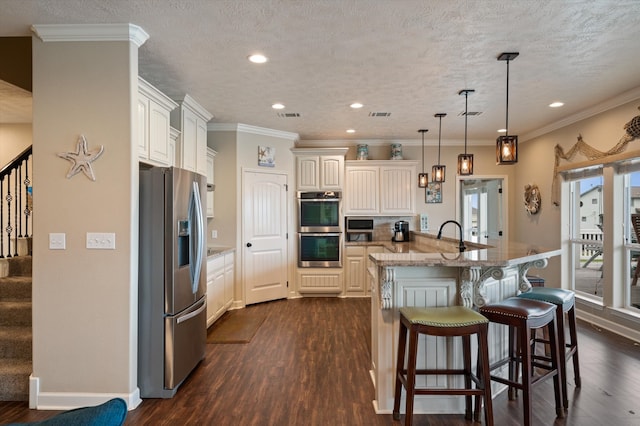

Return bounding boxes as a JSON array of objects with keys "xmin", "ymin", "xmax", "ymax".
[
  {"xmin": 518, "ymin": 287, "xmax": 581, "ymax": 408},
  {"xmin": 392, "ymin": 306, "xmax": 493, "ymax": 426},
  {"xmin": 478, "ymin": 298, "xmax": 564, "ymax": 426}
]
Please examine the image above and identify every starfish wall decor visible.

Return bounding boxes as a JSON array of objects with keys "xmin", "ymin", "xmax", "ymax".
[{"xmin": 57, "ymin": 135, "xmax": 104, "ymax": 181}]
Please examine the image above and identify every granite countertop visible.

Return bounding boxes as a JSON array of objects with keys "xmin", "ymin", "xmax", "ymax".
[
  {"xmin": 207, "ymin": 246, "xmax": 235, "ymax": 258},
  {"xmin": 362, "ymin": 232, "xmax": 561, "ymax": 268}
]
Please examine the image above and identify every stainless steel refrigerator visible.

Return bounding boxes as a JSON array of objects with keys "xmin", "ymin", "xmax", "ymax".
[{"xmin": 138, "ymin": 166, "xmax": 207, "ymax": 398}]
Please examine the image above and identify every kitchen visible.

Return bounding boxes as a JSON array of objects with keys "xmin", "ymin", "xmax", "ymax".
[{"xmin": 1, "ymin": 1, "xmax": 640, "ymax": 424}]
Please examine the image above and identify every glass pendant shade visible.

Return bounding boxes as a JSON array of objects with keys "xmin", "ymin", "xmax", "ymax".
[
  {"xmin": 418, "ymin": 172, "xmax": 428, "ymax": 188},
  {"xmin": 432, "ymin": 165, "xmax": 446, "ymax": 182},
  {"xmin": 457, "ymin": 153, "xmax": 474, "ymax": 175},
  {"xmin": 497, "ymin": 135, "xmax": 518, "ymax": 164}
]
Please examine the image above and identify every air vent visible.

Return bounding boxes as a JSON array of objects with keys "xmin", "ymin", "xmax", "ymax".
[
  {"xmin": 369, "ymin": 112, "xmax": 391, "ymax": 117},
  {"xmin": 277, "ymin": 112, "xmax": 300, "ymax": 118},
  {"xmin": 458, "ymin": 111, "xmax": 482, "ymax": 116}
]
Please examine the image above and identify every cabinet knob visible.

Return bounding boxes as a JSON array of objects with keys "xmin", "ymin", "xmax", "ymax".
[{"xmin": 246, "ymin": 242, "xmax": 252, "ymax": 248}]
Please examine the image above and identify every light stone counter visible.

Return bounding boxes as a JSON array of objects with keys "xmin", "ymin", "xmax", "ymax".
[{"xmin": 367, "ymin": 233, "xmax": 561, "ymax": 415}]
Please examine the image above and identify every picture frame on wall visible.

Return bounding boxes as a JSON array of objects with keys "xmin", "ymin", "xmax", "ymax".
[
  {"xmin": 258, "ymin": 146, "xmax": 275, "ymax": 167},
  {"xmin": 426, "ymin": 182, "xmax": 442, "ymax": 203}
]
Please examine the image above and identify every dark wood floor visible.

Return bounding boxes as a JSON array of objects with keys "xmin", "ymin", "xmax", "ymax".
[{"xmin": 1, "ymin": 297, "xmax": 640, "ymax": 425}]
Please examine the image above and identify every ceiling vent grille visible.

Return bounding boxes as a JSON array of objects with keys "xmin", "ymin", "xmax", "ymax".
[
  {"xmin": 277, "ymin": 112, "xmax": 300, "ymax": 118},
  {"xmin": 458, "ymin": 111, "xmax": 482, "ymax": 116},
  {"xmin": 369, "ymin": 112, "xmax": 391, "ymax": 117}
]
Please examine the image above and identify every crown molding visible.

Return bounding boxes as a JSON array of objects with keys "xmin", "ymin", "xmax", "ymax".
[
  {"xmin": 521, "ymin": 85, "xmax": 640, "ymax": 142},
  {"xmin": 208, "ymin": 123, "xmax": 299, "ymax": 141},
  {"xmin": 295, "ymin": 138, "xmax": 495, "ymax": 148},
  {"xmin": 31, "ymin": 24, "xmax": 149, "ymax": 47}
]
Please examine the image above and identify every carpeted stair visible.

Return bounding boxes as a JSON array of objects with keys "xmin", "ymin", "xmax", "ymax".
[{"xmin": 0, "ymin": 256, "xmax": 32, "ymax": 401}]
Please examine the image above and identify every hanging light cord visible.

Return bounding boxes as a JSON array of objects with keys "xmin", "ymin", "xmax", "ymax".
[
  {"xmin": 421, "ymin": 131, "xmax": 425, "ymax": 173},
  {"xmin": 437, "ymin": 115, "xmax": 442, "ymax": 163},
  {"xmin": 464, "ymin": 91, "xmax": 468, "ymax": 154},
  {"xmin": 505, "ymin": 58, "xmax": 510, "ymax": 137}
]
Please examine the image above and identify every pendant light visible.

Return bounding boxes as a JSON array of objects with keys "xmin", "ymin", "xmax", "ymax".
[
  {"xmin": 457, "ymin": 89, "xmax": 474, "ymax": 175},
  {"xmin": 418, "ymin": 129, "xmax": 429, "ymax": 187},
  {"xmin": 432, "ymin": 113, "xmax": 447, "ymax": 182},
  {"xmin": 496, "ymin": 52, "xmax": 519, "ymax": 164}
]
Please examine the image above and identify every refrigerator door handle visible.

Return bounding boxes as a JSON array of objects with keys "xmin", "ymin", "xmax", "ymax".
[
  {"xmin": 176, "ymin": 298, "xmax": 206, "ymax": 324},
  {"xmin": 189, "ymin": 181, "xmax": 205, "ymax": 294}
]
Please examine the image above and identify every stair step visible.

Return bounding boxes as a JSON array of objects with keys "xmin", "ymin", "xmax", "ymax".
[
  {"xmin": 0, "ymin": 276, "xmax": 32, "ymax": 301},
  {"xmin": 0, "ymin": 301, "xmax": 31, "ymax": 326},
  {"xmin": 0, "ymin": 326, "xmax": 32, "ymax": 359},
  {"xmin": 0, "ymin": 358, "xmax": 30, "ymax": 401}
]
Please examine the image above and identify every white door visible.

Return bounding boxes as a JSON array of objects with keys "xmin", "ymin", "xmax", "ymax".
[
  {"xmin": 242, "ymin": 170, "xmax": 288, "ymax": 305},
  {"xmin": 458, "ymin": 177, "xmax": 507, "ymax": 242}
]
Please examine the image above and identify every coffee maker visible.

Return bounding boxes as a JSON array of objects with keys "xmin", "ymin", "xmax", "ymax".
[{"xmin": 392, "ymin": 220, "xmax": 410, "ymax": 242}]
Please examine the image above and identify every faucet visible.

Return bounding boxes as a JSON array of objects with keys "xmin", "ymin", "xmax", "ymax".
[{"xmin": 436, "ymin": 220, "xmax": 466, "ymax": 252}]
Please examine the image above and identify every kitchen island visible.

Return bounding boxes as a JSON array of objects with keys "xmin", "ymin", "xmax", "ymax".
[{"xmin": 366, "ymin": 233, "xmax": 561, "ymax": 415}]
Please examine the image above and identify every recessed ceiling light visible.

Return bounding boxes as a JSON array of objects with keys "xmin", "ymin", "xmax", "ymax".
[
  {"xmin": 272, "ymin": 103, "xmax": 285, "ymax": 110},
  {"xmin": 497, "ymin": 128, "xmax": 507, "ymax": 133},
  {"xmin": 248, "ymin": 54, "xmax": 268, "ymax": 64},
  {"xmin": 346, "ymin": 129, "xmax": 356, "ymax": 133},
  {"xmin": 549, "ymin": 101, "xmax": 564, "ymax": 108},
  {"xmin": 350, "ymin": 103, "xmax": 363, "ymax": 109}
]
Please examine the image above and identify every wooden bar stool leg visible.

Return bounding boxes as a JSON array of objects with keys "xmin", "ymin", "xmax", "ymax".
[
  {"xmin": 520, "ymin": 323, "xmax": 533, "ymax": 426},
  {"xmin": 547, "ymin": 315, "xmax": 565, "ymax": 418},
  {"xmin": 554, "ymin": 304, "xmax": 569, "ymax": 409},
  {"xmin": 477, "ymin": 324, "xmax": 494, "ymax": 426},
  {"xmin": 462, "ymin": 335, "xmax": 473, "ymax": 420},
  {"xmin": 393, "ymin": 319, "xmax": 408, "ymax": 420},
  {"xmin": 404, "ymin": 327, "xmax": 419, "ymax": 426}
]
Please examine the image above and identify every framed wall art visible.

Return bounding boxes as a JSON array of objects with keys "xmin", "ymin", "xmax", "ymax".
[
  {"xmin": 258, "ymin": 146, "xmax": 275, "ymax": 167},
  {"xmin": 425, "ymin": 182, "xmax": 442, "ymax": 203}
]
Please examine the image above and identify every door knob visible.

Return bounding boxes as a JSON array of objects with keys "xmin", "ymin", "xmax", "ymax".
[{"xmin": 246, "ymin": 242, "xmax": 252, "ymax": 247}]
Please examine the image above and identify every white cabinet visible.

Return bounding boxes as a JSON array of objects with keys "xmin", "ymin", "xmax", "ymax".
[
  {"xmin": 291, "ymin": 148, "xmax": 348, "ymax": 190},
  {"xmin": 344, "ymin": 161, "xmax": 417, "ymax": 215},
  {"xmin": 344, "ymin": 245, "xmax": 384, "ymax": 296},
  {"xmin": 137, "ymin": 77, "xmax": 178, "ymax": 167},
  {"xmin": 171, "ymin": 94, "xmax": 213, "ymax": 176},
  {"xmin": 206, "ymin": 148, "xmax": 216, "ymax": 218},
  {"xmin": 206, "ymin": 251, "xmax": 235, "ymax": 327}
]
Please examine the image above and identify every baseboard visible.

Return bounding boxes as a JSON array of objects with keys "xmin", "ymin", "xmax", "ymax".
[
  {"xmin": 29, "ymin": 375, "xmax": 142, "ymax": 411},
  {"xmin": 576, "ymin": 310, "xmax": 640, "ymax": 343}
]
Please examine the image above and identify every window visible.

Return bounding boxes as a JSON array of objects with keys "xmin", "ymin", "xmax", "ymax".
[
  {"xmin": 624, "ymin": 170, "xmax": 640, "ymax": 310},
  {"xmin": 568, "ymin": 175, "xmax": 604, "ymax": 300}
]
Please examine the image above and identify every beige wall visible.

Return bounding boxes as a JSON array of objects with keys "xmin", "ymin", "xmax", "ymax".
[
  {"xmin": 0, "ymin": 123, "xmax": 31, "ymax": 164},
  {"xmin": 31, "ymin": 36, "xmax": 138, "ymax": 407}
]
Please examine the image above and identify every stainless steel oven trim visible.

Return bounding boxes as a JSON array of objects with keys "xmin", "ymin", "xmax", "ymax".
[
  {"xmin": 297, "ymin": 194, "xmax": 342, "ymax": 233},
  {"xmin": 297, "ymin": 232, "xmax": 343, "ymax": 268}
]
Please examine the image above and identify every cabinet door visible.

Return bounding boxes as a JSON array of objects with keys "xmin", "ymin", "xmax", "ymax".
[
  {"xmin": 344, "ymin": 246, "xmax": 365, "ymax": 294},
  {"xmin": 380, "ymin": 166, "xmax": 416, "ymax": 215},
  {"xmin": 206, "ymin": 257, "xmax": 225, "ymax": 326},
  {"xmin": 224, "ymin": 253, "xmax": 234, "ymax": 307},
  {"xmin": 181, "ymin": 108, "xmax": 198, "ymax": 172},
  {"xmin": 137, "ymin": 95, "xmax": 150, "ymax": 162},
  {"xmin": 297, "ymin": 156, "xmax": 319, "ymax": 190},
  {"xmin": 344, "ymin": 167, "xmax": 379, "ymax": 215},
  {"xmin": 196, "ymin": 118, "xmax": 208, "ymax": 176},
  {"xmin": 148, "ymin": 101, "xmax": 172, "ymax": 165},
  {"xmin": 320, "ymin": 156, "xmax": 343, "ymax": 190},
  {"xmin": 206, "ymin": 150, "xmax": 215, "ymax": 218}
]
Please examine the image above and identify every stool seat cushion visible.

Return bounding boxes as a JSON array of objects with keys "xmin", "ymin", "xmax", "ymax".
[
  {"xmin": 400, "ymin": 306, "xmax": 488, "ymax": 327},
  {"xmin": 479, "ymin": 297, "xmax": 555, "ymax": 320},
  {"xmin": 518, "ymin": 287, "xmax": 574, "ymax": 310}
]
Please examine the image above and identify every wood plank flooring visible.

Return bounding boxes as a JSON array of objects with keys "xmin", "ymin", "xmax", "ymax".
[{"xmin": 1, "ymin": 297, "xmax": 640, "ymax": 425}]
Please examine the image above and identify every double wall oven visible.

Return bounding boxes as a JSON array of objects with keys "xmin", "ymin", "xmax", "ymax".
[{"xmin": 297, "ymin": 191, "xmax": 342, "ymax": 267}]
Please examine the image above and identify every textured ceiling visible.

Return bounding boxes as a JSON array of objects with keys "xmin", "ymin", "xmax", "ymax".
[{"xmin": 1, "ymin": 0, "xmax": 640, "ymax": 143}]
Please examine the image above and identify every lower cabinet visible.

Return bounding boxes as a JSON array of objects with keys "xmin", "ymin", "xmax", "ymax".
[
  {"xmin": 206, "ymin": 252, "xmax": 235, "ymax": 327},
  {"xmin": 344, "ymin": 245, "xmax": 384, "ymax": 296}
]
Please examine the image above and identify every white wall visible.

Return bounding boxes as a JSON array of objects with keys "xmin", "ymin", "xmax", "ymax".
[{"xmin": 0, "ymin": 123, "xmax": 31, "ymax": 164}]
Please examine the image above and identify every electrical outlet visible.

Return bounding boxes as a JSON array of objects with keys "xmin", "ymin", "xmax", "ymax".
[
  {"xmin": 211, "ymin": 230, "xmax": 218, "ymax": 238},
  {"xmin": 49, "ymin": 233, "xmax": 66, "ymax": 250},
  {"xmin": 86, "ymin": 232, "xmax": 116, "ymax": 249}
]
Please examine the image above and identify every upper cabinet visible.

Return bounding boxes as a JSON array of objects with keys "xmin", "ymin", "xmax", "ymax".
[
  {"xmin": 291, "ymin": 148, "xmax": 348, "ymax": 191},
  {"xmin": 344, "ymin": 160, "xmax": 417, "ymax": 216},
  {"xmin": 137, "ymin": 77, "xmax": 178, "ymax": 167},
  {"xmin": 171, "ymin": 94, "xmax": 213, "ymax": 177}
]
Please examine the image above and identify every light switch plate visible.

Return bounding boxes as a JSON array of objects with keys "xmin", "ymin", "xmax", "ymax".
[
  {"xmin": 86, "ymin": 232, "xmax": 116, "ymax": 249},
  {"xmin": 49, "ymin": 233, "xmax": 66, "ymax": 250}
]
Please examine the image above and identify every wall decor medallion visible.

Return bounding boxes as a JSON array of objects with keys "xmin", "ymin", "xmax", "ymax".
[
  {"xmin": 57, "ymin": 135, "xmax": 104, "ymax": 181},
  {"xmin": 524, "ymin": 183, "xmax": 541, "ymax": 215}
]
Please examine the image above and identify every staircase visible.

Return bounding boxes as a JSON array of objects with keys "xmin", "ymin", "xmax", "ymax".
[{"xmin": 0, "ymin": 255, "xmax": 32, "ymax": 401}]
